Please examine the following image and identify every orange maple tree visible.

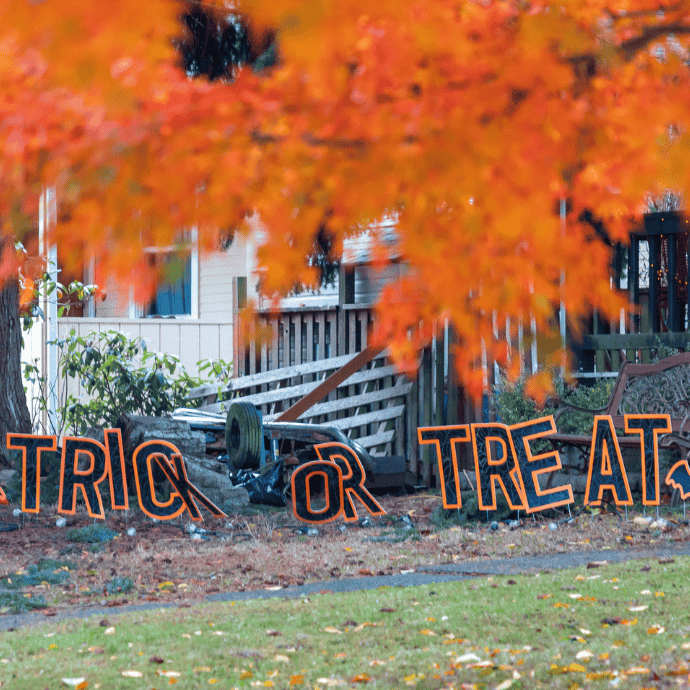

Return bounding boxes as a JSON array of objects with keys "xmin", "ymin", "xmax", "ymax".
[{"xmin": 2, "ymin": 0, "xmax": 690, "ymax": 401}]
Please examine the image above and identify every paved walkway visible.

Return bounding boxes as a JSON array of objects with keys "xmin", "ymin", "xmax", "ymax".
[{"xmin": 2, "ymin": 543, "xmax": 690, "ymax": 632}]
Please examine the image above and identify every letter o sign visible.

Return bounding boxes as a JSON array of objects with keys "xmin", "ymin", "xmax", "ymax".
[{"xmin": 291, "ymin": 460, "xmax": 344, "ymax": 524}]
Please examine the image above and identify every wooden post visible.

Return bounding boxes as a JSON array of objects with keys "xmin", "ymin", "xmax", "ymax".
[
  {"xmin": 434, "ymin": 331, "xmax": 445, "ymax": 426},
  {"xmin": 232, "ymin": 277, "xmax": 247, "ymax": 378},
  {"xmin": 338, "ymin": 265, "xmax": 355, "ymax": 357},
  {"xmin": 420, "ymin": 346, "xmax": 432, "ymax": 488}
]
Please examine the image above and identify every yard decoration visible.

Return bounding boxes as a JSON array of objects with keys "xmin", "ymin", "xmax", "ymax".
[
  {"xmin": 132, "ymin": 440, "xmax": 226, "ymax": 520},
  {"xmin": 666, "ymin": 460, "xmax": 690, "ymax": 500},
  {"xmin": 291, "ymin": 459, "xmax": 344, "ymax": 524},
  {"xmin": 291, "ymin": 443, "xmax": 385, "ymax": 524},
  {"xmin": 58, "ymin": 436, "xmax": 111, "ymax": 519},
  {"xmin": 624, "ymin": 415, "xmax": 673, "ymax": 506},
  {"xmin": 418, "ymin": 413, "xmax": 682, "ymax": 516},
  {"xmin": 584, "ymin": 417, "xmax": 634, "ymax": 508},
  {"xmin": 510, "ymin": 417, "xmax": 574, "ymax": 514},
  {"xmin": 2, "ymin": 413, "xmax": 688, "ymax": 523},
  {"xmin": 470, "ymin": 423, "xmax": 526, "ymax": 512},
  {"xmin": 416, "ymin": 426, "xmax": 469, "ymax": 509},
  {"xmin": 4, "ymin": 430, "xmax": 226, "ymax": 521},
  {"xmin": 6, "ymin": 434, "xmax": 58, "ymax": 513}
]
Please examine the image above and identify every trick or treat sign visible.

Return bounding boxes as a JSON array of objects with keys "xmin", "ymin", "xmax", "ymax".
[
  {"xmin": 1, "ymin": 413, "xmax": 688, "ymax": 524},
  {"xmin": 0, "ymin": 430, "xmax": 227, "ymax": 522}
]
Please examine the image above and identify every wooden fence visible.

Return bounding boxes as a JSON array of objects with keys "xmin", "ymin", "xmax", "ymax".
[{"xmin": 230, "ymin": 295, "xmax": 529, "ymax": 485}]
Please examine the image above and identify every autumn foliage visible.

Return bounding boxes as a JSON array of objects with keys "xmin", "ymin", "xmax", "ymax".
[{"xmin": 2, "ymin": 0, "xmax": 690, "ymax": 392}]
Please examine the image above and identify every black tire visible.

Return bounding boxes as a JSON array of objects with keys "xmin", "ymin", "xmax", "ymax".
[{"xmin": 225, "ymin": 402, "xmax": 263, "ymax": 471}]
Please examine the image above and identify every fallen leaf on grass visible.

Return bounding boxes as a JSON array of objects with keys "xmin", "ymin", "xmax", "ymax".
[
  {"xmin": 647, "ymin": 624, "xmax": 665, "ymax": 634},
  {"xmin": 587, "ymin": 561, "xmax": 607, "ymax": 568},
  {"xmin": 629, "ymin": 606, "xmax": 648, "ymax": 612},
  {"xmin": 61, "ymin": 679, "xmax": 86, "ymax": 687},
  {"xmin": 265, "ymin": 630, "xmax": 282, "ymax": 637},
  {"xmin": 537, "ymin": 593, "xmax": 552, "ymax": 600},
  {"xmin": 665, "ymin": 666, "xmax": 689, "ymax": 676},
  {"xmin": 659, "ymin": 557, "xmax": 675, "ymax": 564},
  {"xmin": 379, "ymin": 608, "xmax": 395, "ymax": 613},
  {"xmin": 323, "ymin": 626, "xmax": 342, "ymax": 634},
  {"xmin": 290, "ymin": 675, "xmax": 304, "ymax": 686},
  {"xmin": 352, "ymin": 673, "xmax": 371, "ymax": 683},
  {"xmin": 149, "ymin": 656, "xmax": 164, "ymax": 664},
  {"xmin": 576, "ymin": 650, "xmax": 594, "ymax": 660},
  {"xmin": 156, "ymin": 670, "xmax": 181, "ymax": 677},
  {"xmin": 587, "ymin": 671, "xmax": 616, "ymax": 680},
  {"xmin": 551, "ymin": 663, "xmax": 585, "ymax": 674},
  {"xmin": 351, "ymin": 622, "xmax": 378, "ymax": 632},
  {"xmin": 121, "ymin": 670, "xmax": 142, "ymax": 678}
]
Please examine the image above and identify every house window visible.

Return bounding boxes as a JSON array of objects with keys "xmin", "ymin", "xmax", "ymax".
[
  {"xmin": 146, "ymin": 251, "xmax": 192, "ymax": 316},
  {"xmin": 130, "ymin": 230, "xmax": 199, "ymax": 319}
]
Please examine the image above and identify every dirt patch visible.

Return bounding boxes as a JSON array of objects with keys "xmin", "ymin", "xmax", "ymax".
[{"xmin": 1, "ymin": 494, "xmax": 688, "ymax": 617}]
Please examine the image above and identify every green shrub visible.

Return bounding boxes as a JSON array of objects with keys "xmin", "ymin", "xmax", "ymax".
[
  {"xmin": 59, "ymin": 329, "xmax": 204, "ymax": 435},
  {"xmin": 493, "ymin": 374, "xmax": 615, "ymax": 437}
]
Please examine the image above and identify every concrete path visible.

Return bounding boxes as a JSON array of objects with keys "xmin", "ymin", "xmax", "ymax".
[{"xmin": 2, "ymin": 543, "xmax": 690, "ymax": 632}]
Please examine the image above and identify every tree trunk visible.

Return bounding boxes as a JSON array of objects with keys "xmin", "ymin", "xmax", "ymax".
[{"xmin": 0, "ymin": 279, "xmax": 31, "ymax": 467}]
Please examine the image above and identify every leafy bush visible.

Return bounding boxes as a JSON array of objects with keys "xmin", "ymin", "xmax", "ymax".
[
  {"xmin": 493, "ymin": 374, "xmax": 615, "ymax": 436},
  {"xmin": 59, "ymin": 329, "xmax": 204, "ymax": 435}
]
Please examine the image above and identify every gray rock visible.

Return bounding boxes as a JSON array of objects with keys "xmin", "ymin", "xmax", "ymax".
[
  {"xmin": 0, "ymin": 468, "xmax": 17, "ymax": 491},
  {"xmin": 182, "ymin": 459, "xmax": 249, "ymax": 513},
  {"xmin": 119, "ymin": 414, "xmax": 207, "ymax": 458}
]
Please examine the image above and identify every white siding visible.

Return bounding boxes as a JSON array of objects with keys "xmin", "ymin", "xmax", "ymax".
[{"xmin": 56, "ymin": 318, "xmax": 234, "ymax": 402}]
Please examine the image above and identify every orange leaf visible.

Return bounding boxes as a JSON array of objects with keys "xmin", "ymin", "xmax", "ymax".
[{"xmin": 352, "ymin": 673, "xmax": 371, "ymax": 683}]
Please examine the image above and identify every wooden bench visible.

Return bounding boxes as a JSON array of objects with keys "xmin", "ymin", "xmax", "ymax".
[
  {"xmin": 548, "ymin": 352, "xmax": 690, "ymax": 464},
  {"xmin": 186, "ymin": 349, "xmax": 413, "ymax": 458}
]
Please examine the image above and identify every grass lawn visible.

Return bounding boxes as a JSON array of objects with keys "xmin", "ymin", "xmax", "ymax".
[{"xmin": 2, "ymin": 557, "xmax": 690, "ymax": 689}]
